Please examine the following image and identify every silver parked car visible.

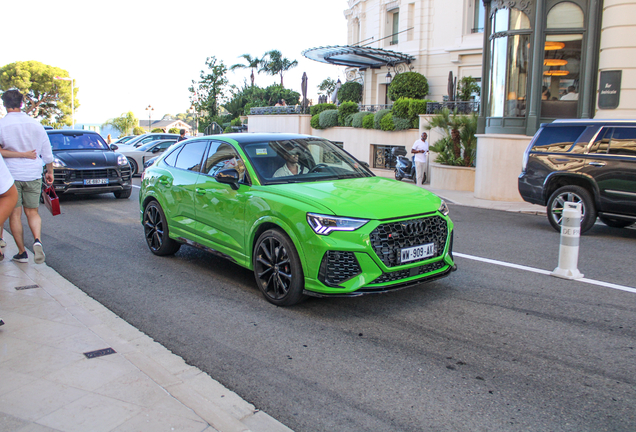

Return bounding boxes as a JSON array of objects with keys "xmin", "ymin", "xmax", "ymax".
[{"xmin": 119, "ymin": 139, "xmax": 177, "ymax": 175}]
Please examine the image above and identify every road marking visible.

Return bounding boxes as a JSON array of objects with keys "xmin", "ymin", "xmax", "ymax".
[{"xmin": 454, "ymin": 252, "xmax": 636, "ymax": 294}]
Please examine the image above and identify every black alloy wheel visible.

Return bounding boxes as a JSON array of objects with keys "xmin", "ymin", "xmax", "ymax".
[
  {"xmin": 143, "ymin": 201, "xmax": 181, "ymax": 256},
  {"xmin": 253, "ymin": 229, "xmax": 305, "ymax": 306},
  {"xmin": 127, "ymin": 157, "xmax": 138, "ymax": 176},
  {"xmin": 547, "ymin": 185, "xmax": 596, "ymax": 233}
]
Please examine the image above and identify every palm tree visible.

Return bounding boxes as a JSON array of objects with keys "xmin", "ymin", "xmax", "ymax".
[
  {"xmin": 260, "ymin": 50, "xmax": 298, "ymax": 87},
  {"xmin": 230, "ymin": 54, "xmax": 263, "ymax": 87},
  {"xmin": 426, "ymin": 109, "xmax": 477, "ymax": 167}
]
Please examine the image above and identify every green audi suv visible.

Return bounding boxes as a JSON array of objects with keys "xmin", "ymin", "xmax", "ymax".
[{"xmin": 140, "ymin": 133, "xmax": 456, "ymax": 305}]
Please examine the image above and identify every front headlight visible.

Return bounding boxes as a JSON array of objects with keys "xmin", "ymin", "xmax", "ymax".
[
  {"xmin": 52, "ymin": 157, "xmax": 66, "ymax": 168},
  {"xmin": 307, "ymin": 213, "xmax": 369, "ymax": 235},
  {"xmin": 438, "ymin": 199, "xmax": 450, "ymax": 216},
  {"xmin": 117, "ymin": 154, "xmax": 128, "ymax": 166}
]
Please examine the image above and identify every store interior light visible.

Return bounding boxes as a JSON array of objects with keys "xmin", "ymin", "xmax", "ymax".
[
  {"xmin": 544, "ymin": 59, "xmax": 568, "ymax": 66},
  {"xmin": 545, "ymin": 42, "xmax": 565, "ymax": 50},
  {"xmin": 543, "ymin": 70, "xmax": 569, "ymax": 76}
]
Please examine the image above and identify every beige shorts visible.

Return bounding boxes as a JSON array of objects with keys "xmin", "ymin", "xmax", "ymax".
[{"xmin": 14, "ymin": 179, "xmax": 42, "ymax": 209}]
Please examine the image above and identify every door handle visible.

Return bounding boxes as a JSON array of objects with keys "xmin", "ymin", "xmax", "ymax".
[
  {"xmin": 588, "ymin": 162, "xmax": 606, "ymax": 167},
  {"xmin": 195, "ymin": 188, "xmax": 206, "ymax": 195}
]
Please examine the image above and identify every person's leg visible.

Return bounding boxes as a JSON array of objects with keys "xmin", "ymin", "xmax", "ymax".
[
  {"xmin": 415, "ymin": 161, "xmax": 425, "ymax": 186},
  {"xmin": 9, "ymin": 207, "xmax": 24, "ymax": 254},
  {"xmin": 22, "ymin": 179, "xmax": 45, "ymax": 264},
  {"xmin": 0, "ymin": 185, "xmax": 18, "ymax": 260}
]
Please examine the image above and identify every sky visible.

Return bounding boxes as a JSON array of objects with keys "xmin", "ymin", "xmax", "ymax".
[{"xmin": 2, "ymin": 0, "xmax": 349, "ymax": 125}]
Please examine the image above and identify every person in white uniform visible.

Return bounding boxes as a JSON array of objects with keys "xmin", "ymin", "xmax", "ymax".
[{"xmin": 411, "ymin": 132, "xmax": 429, "ymax": 186}]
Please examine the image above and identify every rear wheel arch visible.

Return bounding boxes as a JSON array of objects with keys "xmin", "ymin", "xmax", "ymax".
[{"xmin": 543, "ymin": 174, "xmax": 598, "ymax": 207}]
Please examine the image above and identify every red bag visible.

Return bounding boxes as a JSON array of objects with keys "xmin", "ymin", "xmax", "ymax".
[{"xmin": 41, "ymin": 186, "xmax": 61, "ymax": 216}]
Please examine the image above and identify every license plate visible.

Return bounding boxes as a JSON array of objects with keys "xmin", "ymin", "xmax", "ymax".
[
  {"xmin": 400, "ymin": 243, "xmax": 435, "ymax": 263},
  {"xmin": 84, "ymin": 179, "xmax": 108, "ymax": 185}
]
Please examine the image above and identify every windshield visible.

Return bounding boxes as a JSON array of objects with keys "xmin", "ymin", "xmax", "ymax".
[
  {"xmin": 48, "ymin": 133, "xmax": 110, "ymax": 151},
  {"xmin": 241, "ymin": 138, "xmax": 373, "ymax": 185},
  {"xmin": 116, "ymin": 136, "xmax": 134, "ymax": 144}
]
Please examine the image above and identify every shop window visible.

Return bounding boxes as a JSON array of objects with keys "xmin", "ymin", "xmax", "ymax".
[{"xmin": 547, "ymin": 2, "xmax": 584, "ymax": 29}]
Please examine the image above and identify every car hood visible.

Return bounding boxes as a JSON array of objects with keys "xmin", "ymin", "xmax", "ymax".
[
  {"xmin": 265, "ymin": 177, "xmax": 442, "ymax": 220},
  {"xmin": 54, "ymin": 150, "xmax": 120, "ymax": 168}
]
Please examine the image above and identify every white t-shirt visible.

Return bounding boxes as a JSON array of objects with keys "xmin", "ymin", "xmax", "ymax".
[
  {"xmin": 0, "ymin": 153, "xmax": 14, "ymax": 195},
  {"xmin": 0, "ymin": 112, "xmax": 54, "ymax": 181},
  {"xmin": 560, "ymin": 92, "xmax": 578, "ymax": 101},
  {"xmin": 273, "ymin": 163, "xmax": 308, "ymax": 178},
  {"xmin": 412, "ymin": 139, "xmax": 429, "ymax": 163}
]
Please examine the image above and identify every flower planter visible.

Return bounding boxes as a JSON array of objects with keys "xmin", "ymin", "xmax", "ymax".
[{"xmin": 429, "ymin": 163, "xmax": 475, "ymax": 191}]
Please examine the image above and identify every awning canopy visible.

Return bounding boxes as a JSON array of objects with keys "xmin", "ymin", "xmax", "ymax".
[{"xmin": 302, "ymin": 45, "xmax": 415, "ymax": 69}]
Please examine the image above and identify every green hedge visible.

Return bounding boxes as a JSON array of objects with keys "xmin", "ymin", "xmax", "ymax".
[
  {"xmin": 362, "ymin": 113, "xmax": 375, "ymax": 129},
  {"xmin": 337, "ymin": 81, "xmax": 363, "ymax": 103},
  {"xmin": 319, "ymin": 109, "xmax": 339, "ymax": 129},
  {"xmin": 387, "ymin": 72, "xmax": 429, "ymax": 101},
  {"xmin": 338, "ymin": 101, "xmax": 359, "ymax": 126},
  {"xmin": 310, "ymin": 114, "xmax": 321, "ymax": 129},
  {"xmin": 351, "ymin": 112, "xmax": 368, "ymax": 128},
  {"xmin": 374, "ymin": 109, "xmax": 392, "ymax": 129},
  {"xmin": 310, "ymin": 103, "xmax": 337, "ymax": 116},
  {"xmin": 392, "ymin": 116, "xmax": 412, "ymax": 131},
  {"xmin": 392, "ymin": 97, "xmax": 434, "ymax": 128},
  {"xmin": 380, "ymin": 113, "xmax": 395, "ymax": 131}
]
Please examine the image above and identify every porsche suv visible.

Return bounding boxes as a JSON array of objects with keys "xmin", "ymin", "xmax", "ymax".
[
  {"xmin": 519, "ymin": 120, "xmax": 636, "ymax": 233},
  {"xmin": 140, "ymin": 133, "xmax": 456, "ymax": 305},
  {"xmin": 47, "ymin": 130, "xmax": 133, "ymax": 198}
]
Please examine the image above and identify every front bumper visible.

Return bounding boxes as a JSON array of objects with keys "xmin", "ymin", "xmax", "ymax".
[
  {"xmin": 52, "ymin": 166, "xmax": 133, "ymax": 195},
  {"xmin": 301, "ymin": 212, "xmax": 456, "ymax": 297}
]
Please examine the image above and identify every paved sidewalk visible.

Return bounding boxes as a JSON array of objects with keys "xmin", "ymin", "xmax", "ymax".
[
  {"xmin": 0, "ymin": 234, "xmax": 293, "ymax": 432},
  {"xmin": 0, "ymin": 188, "xmax": 544, "ymax": 432}
]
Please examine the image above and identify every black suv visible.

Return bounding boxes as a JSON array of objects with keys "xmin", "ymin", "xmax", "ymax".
[
  {"xmin": 519, "ymin": 120, "xmax": 636, "ymax": 233},
  {"xmin": 46, "ymin": 130, "xmax": 133, "ymax": 199}
]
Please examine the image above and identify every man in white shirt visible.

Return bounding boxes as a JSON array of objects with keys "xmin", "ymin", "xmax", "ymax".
[
  {"xmin": 0, "ymin": 90, "xmax": 54, "ymax": 264},
  {"xmin": 560, "ymin": 86, "xmax": 578, "ymax": 101},
  {"xmin": 273, "ymin": 148, "xmax": 308, "ymax": 177},
  {"xmin": 411, "ymin": 132, "xmax": 429, "ymax": 186}
]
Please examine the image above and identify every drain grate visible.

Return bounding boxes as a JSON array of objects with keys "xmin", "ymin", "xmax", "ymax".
[
  {"xmin": 84, "ymin": 348, "xmax": 117, "ymax": 359},
  {"xmin": 15, "ymin": 284, "xmax": 39, "ymax": 291}
]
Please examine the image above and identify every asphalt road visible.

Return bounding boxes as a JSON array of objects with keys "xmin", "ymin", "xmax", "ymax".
[{"xmin": 13, "ymin": 181, "xmax": 636, "ymax": 431}]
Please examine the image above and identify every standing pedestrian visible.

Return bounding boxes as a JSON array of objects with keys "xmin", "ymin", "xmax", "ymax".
[
  {"xmin": 106, "ymin": 134, "xmax": 112, "ymax": 144},
  {"xmin": 0, "ymin": 89, "xmax": 54, "ymax": 264},
  {"xmin": 0, "ymin": 153, "xmax": 18, "ymax": 326},
  {"xmin": 177, "ymin": 129, "xmax": 187, "ymax": 142},
  {"xmin": 411, "ymin": 132, "xmax": 429, "ymax": 187}
]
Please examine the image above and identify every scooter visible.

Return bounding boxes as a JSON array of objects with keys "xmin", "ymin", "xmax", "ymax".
[{"xmin": 392, "ymin": 147, "xmax": 425, "ymax": 183}]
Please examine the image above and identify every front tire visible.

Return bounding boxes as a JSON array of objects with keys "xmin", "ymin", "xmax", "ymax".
[
  {"xmin": 143, "ymin": 201, "xmax": 181, "ymax": 256},
  {"xmin": 253, "ymin": 229, "xmax": 305, "ymax": 306},
  {"xmin": 127, "ymin": 158, "xmax": 138, "ymax": 176},
  {"xmin": 114, "ymin": 188, "xmax": 132, "ymax": 199},
  {"xmin": 547, "ymin": 185, "xmax": 596, "ymax": 234}
]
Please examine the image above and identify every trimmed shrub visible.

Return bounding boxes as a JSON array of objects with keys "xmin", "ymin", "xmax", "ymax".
[
  {"xmin": 392, "ymin": 98, "xmax": 411, "ymax": 119},
  {"xmin": 374, "ymin": 109, "xmax": 391, "ymax": 129},
  {"xmin": 393, "ymin": 117, "xmax": 412, "ymax": 131},
  {"xmin": 387, "ymin": 72, "xmax": 429, "ymax": 101},
  {"xmin": 380, "ymin": 112, "xmax": 395, "ymax": 131},
  {"xmin": 344, "ymin": 114, "xmax": 355, "ymax": 127},
  {"xmin": 133, "ymin": 126, "xmax": 145, "ymax": 135},
  {"xmin": 338, "ymin": 101, "xmax": 359, "ymax": 125},
  {"xmin": 362, "ymin": 113, "xmax": 375, "ymax": 129},
  {"xmin": 310, "ymin": 114, "xmax": 321, "ymax": 129},
  {"xmin": 168, "ymin": 127, "xmax": 180, "ymax": 134},
  {"xmin": 310, "ymin": 103, "xmax": 337, "ymax": 116},
  {"xmin": 318, "ymin": 109, "xmax": 339, "ymax": 129},
  {"xmin": 351, "ymin": 112, "xmax": 368, "ymax": 128},
  {"xmin": 230, "ymin": 117, "xmax": 242, "ymax": 127},
  {"xmin": 151, "ymin": 128, "xmax": 164, "ymax": 133},
  {"xmin": 337, "ymin": 81, "xmax": 363, "ymax": 103}
]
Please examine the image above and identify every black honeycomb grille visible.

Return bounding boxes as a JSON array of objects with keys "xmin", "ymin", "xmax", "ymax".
[
  {"xmin": 69, "ymin": 169, "xmax": 119, "ymax": 180},
  {"xmin": 318, "ymin": 251, "xmax": 362, "ymax": 287},
  {"xmin": 370, "ymin": 216, "xmax": 448, "ymax": 267},
  {"xmin": 371, "ymin": 260, "xmax": 447, "ymax": 284}
]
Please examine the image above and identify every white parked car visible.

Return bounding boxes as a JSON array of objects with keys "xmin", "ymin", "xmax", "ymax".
[{"xmin": 119, "ymin": 139, "xmax": 177, "ymax": 175}]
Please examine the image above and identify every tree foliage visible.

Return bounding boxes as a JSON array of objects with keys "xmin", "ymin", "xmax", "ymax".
[
  {"xmin": 0, "ymin": 60, "xmax": 78, "ymax": 125},
  {"xmin": 259, "ymin": 50, "xmax": 298, "ymax": 87},
  {"xmin": 317, "ymin": 78, "xmax": 337, "ymax": 97},
  {"xmin": 230, "ymin": 54, "xmax": 264, "ymax": 87},
  {"xmin": 387, "ymin": 72, "xmax": 429, "ymax": 101},
  {"xmin": 456, "ymin": 76, "xmax": 481, "ymax": 101},
  {"xmin": 426, "ymin": 109, "xmax": 477, "ymax": 167},
  {"xmin": 102, "ymin": 112, "xmax": 138, "ymax": 136},
  {"xmin": 189, "ymin": 56, "xmax": 228, "ymax": 123},
  {"xmin": 337, "ymin": 81, "xmax": 363, "ymax": 103}
]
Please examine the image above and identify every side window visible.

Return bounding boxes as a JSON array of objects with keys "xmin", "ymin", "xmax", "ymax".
[
  {"xmin": 174, "ymin": 140, "xmax": 208, "ymax": 172},
  {"xmin": 162, "ymin": 144, "xmax": 184, "ymax": 167},
  {"xmin": 608, "ymin": 127, "xmax": 636, "ymax": 156},
  {"xmin": 531, "ymin": 126, "xmax": 586, "ymax": 153},
  {"xmin": 203, "ymin": 141, "xmax": 246, "ymax": 180},
  {"xmin": 158, "ymin": 141, "xmax": 175, "ymax": 150},
  {"xmin": 588, "ymin": 128, "xmax": 611, "ymax": 154}
]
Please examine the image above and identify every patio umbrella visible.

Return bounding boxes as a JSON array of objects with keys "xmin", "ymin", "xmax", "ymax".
[
  {"xmin": 301, "ymin": 72, "xmax": 308, "ymax": 113},
  {"xmin": 447, "ymin": 71, "xmax": 456, "ymax": 101}
]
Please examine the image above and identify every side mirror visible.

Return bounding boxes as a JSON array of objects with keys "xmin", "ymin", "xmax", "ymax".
[
  {"xmin": 360, "ymin": 161, "xmax": 370, "ymax": 168},
  {"xmin": 216, "ymin": 168, "xmax": 240, "ymax": 190},
  {"xmin": 110, "ymin": 144, "xmax": 118, "ymax": 151}
]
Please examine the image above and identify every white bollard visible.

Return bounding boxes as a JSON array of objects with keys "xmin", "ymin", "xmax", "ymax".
[{"xmin": 551, "ymin": 202, "xmax": 584, "ymax": 280}]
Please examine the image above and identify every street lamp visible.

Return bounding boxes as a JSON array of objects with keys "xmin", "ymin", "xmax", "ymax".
[
  {"xmin": 145, "ymin": 105, "xmax": 154, "ymax": 132},
  {"xmin": 54, "ymin": 76, "xmax": 74, "ymax": 128}
]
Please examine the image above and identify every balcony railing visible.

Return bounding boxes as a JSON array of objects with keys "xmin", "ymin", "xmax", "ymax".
[
  {"xmin": 426, "ymin": 101, "xmax": 480, "ymax": 115},
  {"xmin": 250, "ymin": 106, "xmax": 303, "ymax": 115},
  {"xmin": 359, "ymin": 104, "xmax": 393, "ymax": 113}
]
